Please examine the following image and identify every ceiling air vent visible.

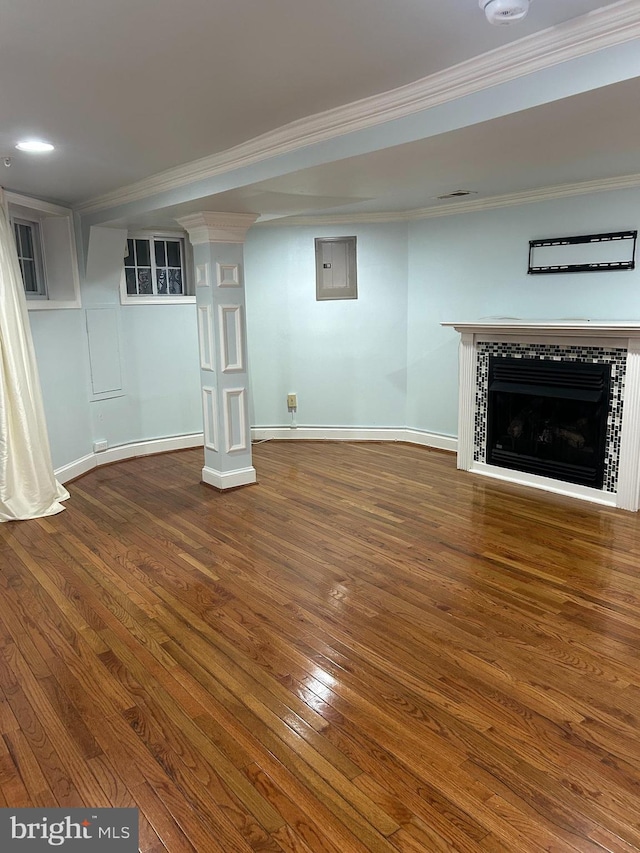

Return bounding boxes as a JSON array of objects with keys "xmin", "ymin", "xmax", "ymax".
[{"xmin": 435, "ymin": 190, "xmax": 479, "ymax": 201}]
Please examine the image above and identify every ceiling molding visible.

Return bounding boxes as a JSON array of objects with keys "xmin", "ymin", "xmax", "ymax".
[
  {"xmin": 76, "ymin": 0, "xmax": 640, "ymax": 217},
  {"xmin": 256, "ymin": 172, "xmax": 640, "ymax": 227},
  {"xmin": 4, "ymin": 190, "xmax": 72, "ymax": 217}
]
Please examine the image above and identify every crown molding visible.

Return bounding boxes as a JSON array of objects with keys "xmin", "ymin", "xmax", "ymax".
[
  {"xmin": 177, "ymin": 212, "xmax": 258, "ymax": 244},
  {"xmin": 405, "ymin": 172, "xmax": 640, "ymax": 219},
  {"xmin": 76, "ymin": 1, "xmax": 640, "ymax": 217},
  {"xmin": 256, "ymin": 172, "xmax": 640, "ymax": 227},
  {"xmin": 4, "ymin": 190, "xmax": 72, "ymax": 217}
]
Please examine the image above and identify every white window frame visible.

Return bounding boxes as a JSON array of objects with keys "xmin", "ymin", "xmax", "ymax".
[
  {"xmin": 120, "ymin": 230, "xmax": 195, "ymax": 306},
  {"xmin": 4, "ymin": 191, "xmax": 81, "ymax": 310},
  {"xmin": 12, "ymin": 217, "xmax": 47, "ymax": 299}
]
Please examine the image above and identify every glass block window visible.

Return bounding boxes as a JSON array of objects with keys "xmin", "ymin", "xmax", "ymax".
[
  {"xmin": 124, "ymin": 235, "xmax": 185, "ymax": 297},
  {"xmin": 13, "ymin": 218, "xmax": 46, "ymax": 297}
]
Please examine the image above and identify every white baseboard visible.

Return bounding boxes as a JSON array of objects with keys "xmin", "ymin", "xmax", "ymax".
[
  {"xmin": 251, "ymin": 426, "xmax": 457, "ymax": 452},
  {"xmin": 55, "ymin": 433, "xmax": 204, "ymax": 484},
  {"xmin": 202, "ymin": 465, "xmax": 257, "ymax": 490},
  {"xmin": 403, "ymin": 429, "xmax": 457, "ymax": 453},
  {"xmin": 251, "ymin": 426, "xmax": 404, "ymax": 441},
  {"xmin": 54, "ymin": 453, "xmax": 97, "ymax": 484},
  {"xmin": 55, "ymin": 428, "xmax": 457, "ymax": 486},
  {"xmin": 97, "ymin": 433, "xmax": 204, "ymax": 466}
]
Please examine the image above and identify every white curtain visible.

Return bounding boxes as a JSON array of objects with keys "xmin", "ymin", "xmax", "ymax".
[{"xmin": 0, "ymin": 194, "xmax": 69, "ymax": 521}]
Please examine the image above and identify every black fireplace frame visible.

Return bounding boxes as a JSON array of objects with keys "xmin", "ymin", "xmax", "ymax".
[{"xmin": 486, "ymin": 356, "xmax": 612, "ymax": 489}]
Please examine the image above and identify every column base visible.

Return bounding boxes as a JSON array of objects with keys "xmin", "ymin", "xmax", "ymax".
[{"xmin": 201, "ymin": 465, "xmax": 257, "ymax": 490}]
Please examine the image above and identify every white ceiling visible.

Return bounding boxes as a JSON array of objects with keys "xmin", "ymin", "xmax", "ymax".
[{"xmin": 0, "ymin": 0, "xmax": 632, "ymax": 221}]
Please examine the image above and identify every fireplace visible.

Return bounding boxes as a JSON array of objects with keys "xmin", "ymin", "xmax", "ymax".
[
  {"xmin": 486, "ymin": 356, "xmax": 611, "ymax": 488},
  {"xmin": 441, "ymin": 320, "xmax": 640, "ymax": 511}
]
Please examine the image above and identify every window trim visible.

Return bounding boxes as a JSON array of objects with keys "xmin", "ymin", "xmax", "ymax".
[
  {"xmin": 119, "ymin": 230, "xmax": 195, "ymax": 306},
  {"xmin": 4, "ymin": 191, "xmax": 81, "ymax": 310},
  {"xmin": 12, "ymin": 217, "xmax": 48, "ymax": 299}
]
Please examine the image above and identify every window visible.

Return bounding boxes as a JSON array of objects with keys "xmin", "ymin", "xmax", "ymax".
[
  {"xmin": 6, "ymin": 192, "xmax": 81, "ymax": 310},
  {"xmin": 315, "ymin": 236, "xmax": 357, "ymax": 300},
  {"xmin": 121, "ymin": 233, "xmax": 194, "ymax": 304},
  {"xmin": 13, "ymin": 218, "xmax": 46, "ymax": 297}
]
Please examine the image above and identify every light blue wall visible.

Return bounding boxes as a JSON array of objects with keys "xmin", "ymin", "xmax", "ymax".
[
  {"xmin": 28, "ymin": 225, "xmax": 202, "ymax": 471},
  {"xmin": 244, "ymin": 223, "xmax": 409, "ymax": 428},
  {"xmin": 118, "ymin": 304, "xmax": 201, "ymax": 442},
  {"xmin": 29, "ymin": 309, "xmax": 93, "ymax": 469},
  {"xmin": 407, "ymin": 186, "xmax": 640, "ymax": 436}
]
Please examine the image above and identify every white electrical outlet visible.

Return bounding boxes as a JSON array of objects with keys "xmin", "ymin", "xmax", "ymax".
[
  {"xmin": 287, "ymin": 393, "xmax": 297, "ymax": 409},
  {"xmin": 93, "ymin": 440, "xmax": 108, "ymax": 453}
]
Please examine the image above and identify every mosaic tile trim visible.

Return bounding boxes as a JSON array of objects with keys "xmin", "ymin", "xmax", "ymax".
[{"xmin": 473, "ymin": 342, "xmax": 627, "ymax": 493}]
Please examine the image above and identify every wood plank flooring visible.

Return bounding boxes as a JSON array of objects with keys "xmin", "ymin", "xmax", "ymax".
[{"xmin": 1, "ymin": 440, "xmax": 640, "ymax": 851}]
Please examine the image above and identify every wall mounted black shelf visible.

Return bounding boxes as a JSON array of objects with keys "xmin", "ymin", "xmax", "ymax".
[{"xmin": 528, "ymin": 230, "xmax": 637, "ymax": 275}]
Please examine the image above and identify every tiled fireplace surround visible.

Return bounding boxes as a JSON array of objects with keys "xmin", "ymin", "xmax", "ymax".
[{"xmin": 442, "ymin": 322, "xmax": 640, "ymax": 511}]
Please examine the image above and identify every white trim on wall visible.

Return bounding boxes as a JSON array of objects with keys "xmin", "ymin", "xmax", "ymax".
[
  {"xmin": 196, "ymin": 263, "xmax": 210, "ymax": 288},
  {"xmin": 261, "ymin": 172, "xmax": 640, "ymax": 227},
  {"xmin": 223, "ymin": 387, "xmax": 249, "ymax": 452},
  {"xmin": 198, "ymin": 305, "xmax": 214, "ymax": 370},
  {"xmin": 217, "ymin": 262, "xmax": 241, "ymax": 287},
  {"xmin": 202, "ymin": 387, "xmax": 218, "ymax": 452},
  {"xmin": 202, "ymin": 465, "xmax": 257, "ymax": 489},
  {"xmin": 403, "ymin": 429, "xmax": 457, "ymax": 453},
  {"xmin": 53, "ymin": 427, "xmax": 457, "ymax": 485},
  {"xmin": 54, "ymin": 433, "xmax": 205, "ymax": 484},
  {"xmin": 251, "ymin": 426, "xmax": 457, "ymax": 451},
  {"xmin": 218, "ymin": 305, "xmax": 244, "ymax": 372}
]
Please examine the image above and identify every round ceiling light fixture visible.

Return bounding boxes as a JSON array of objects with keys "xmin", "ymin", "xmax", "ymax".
[
  {"xmin": 479, "ymin": 0, "xmax": 531, "ymax": 25},
  {"xmin": 15, "ymin": 139, "xmax": 55, "ymax": 153}
]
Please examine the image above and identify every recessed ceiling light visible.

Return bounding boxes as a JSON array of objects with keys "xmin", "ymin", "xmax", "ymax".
[{"xmin": 15, "ymin": 140, "xmax": 54, "ymax": 153}]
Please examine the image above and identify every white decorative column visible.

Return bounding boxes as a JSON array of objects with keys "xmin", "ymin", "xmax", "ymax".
[{"xmin": 178, "ymin": 212, "xmax": 258, "ymax": 490}]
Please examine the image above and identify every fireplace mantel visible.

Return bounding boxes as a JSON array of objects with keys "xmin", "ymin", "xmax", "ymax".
[
  {"xmin": 442, "ymin": 320, "xmax": 640, "ymax": 511},
  {"xmin": 442, "ymin": 319, "xmax": 640, "ymax": 337}
]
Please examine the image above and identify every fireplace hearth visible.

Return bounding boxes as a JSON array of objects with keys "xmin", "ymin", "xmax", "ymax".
[{"xmin": 486, "ymin": 356, "xmax": 611, "ymax": 488}]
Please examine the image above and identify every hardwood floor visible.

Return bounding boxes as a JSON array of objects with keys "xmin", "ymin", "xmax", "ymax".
[{"xmin": 1, "ymin": 441, "xmax": 640, "ymax": 851}]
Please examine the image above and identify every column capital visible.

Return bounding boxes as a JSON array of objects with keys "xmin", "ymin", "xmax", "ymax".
[{"xmin": 177, "ymin": 212, "xmax": 258, "ymax": 245}]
